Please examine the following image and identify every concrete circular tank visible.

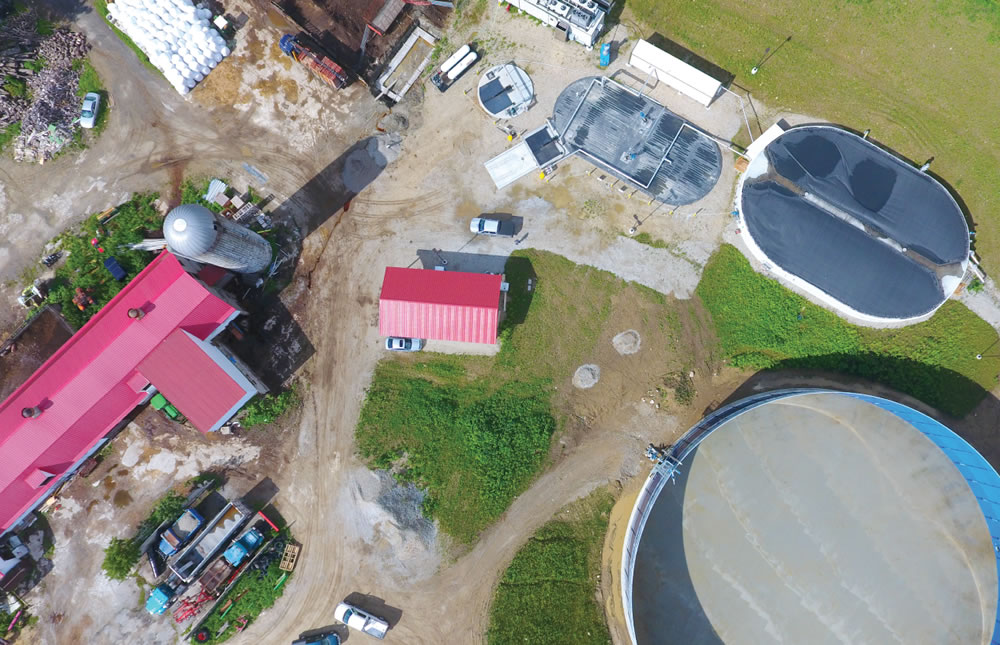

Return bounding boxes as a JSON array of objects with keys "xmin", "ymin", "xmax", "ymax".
[
  {"xmin": 163, "ymin": 204, "xmax": 272, "ymax": 273},
  {"xmin": 621, "ymin": 390, "xmax": 1000, "ymax": 645}
]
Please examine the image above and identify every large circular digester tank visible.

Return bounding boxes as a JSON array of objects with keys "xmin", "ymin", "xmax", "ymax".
[{"xmin": 621, "ymin": 389, "xmax": 1000, "ymax": 645}]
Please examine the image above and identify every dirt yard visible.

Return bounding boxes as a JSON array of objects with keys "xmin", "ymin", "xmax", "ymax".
[{"xmin": 3, "ymin": 2, "xmax": 934, "ymax": 645}]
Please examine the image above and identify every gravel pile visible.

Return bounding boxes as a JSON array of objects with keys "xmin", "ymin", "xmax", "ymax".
[
  {"xmin": 613, "ymin": 329, "xmax": 641, "ymax": 355},
  {"xmin": 573, "ymin": 364, "xmax": 601, "ymax": 389}
]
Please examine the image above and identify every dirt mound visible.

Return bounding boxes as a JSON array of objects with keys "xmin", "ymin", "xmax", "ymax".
[
  {"xmin": 573, "ymin": 364, "xmax": 601, "ymax": 389},
  {"xmin": 612, "ymin": 329, "xmax": 641, "ymax": 355}
]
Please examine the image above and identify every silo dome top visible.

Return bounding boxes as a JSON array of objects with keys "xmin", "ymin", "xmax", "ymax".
[{"xmin": 163, "ymin": 204, "xmax": 217, "ymax": 256}]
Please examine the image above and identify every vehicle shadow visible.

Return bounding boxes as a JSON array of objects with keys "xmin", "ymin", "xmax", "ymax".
[
  {"xmin": 342, "ymin": 592, "xmax": 403, "ymax": 629},
  {"xmin": 298, "ymin": 624, "xmax": 350, "ymax": 643}
]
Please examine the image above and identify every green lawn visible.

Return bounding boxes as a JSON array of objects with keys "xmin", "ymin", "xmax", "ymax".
[
  {"xmin": 486, "ymin": 488, "xmax": 614, "ymax": 645},
  {"xmin": 356, "ymin": 250, "xmax": 691, "ymax": 543},
  {"xmin": 73, "ymin": 58, "xmax": 110, "ymax": 137},
  {"xmin": 697, "ymin": 245, "xmax": 1000, "ymax": 416},
  {"xmin": 626, "ymin": 1, "xmax": 1000, "ymax": 268}
]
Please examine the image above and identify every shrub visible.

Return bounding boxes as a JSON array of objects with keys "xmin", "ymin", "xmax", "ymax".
[
  {"xmin": 242, "ymin": 384, "xmax": 300, "ymax": 428},
  {"xmin": 102, "ymin": 537, "xmax": 140, "ymax": 580}
]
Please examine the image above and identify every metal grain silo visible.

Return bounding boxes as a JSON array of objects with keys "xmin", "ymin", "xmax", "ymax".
[{"xmin": 163, "ymin": 204, "xmax": 272, "ymax": 274}]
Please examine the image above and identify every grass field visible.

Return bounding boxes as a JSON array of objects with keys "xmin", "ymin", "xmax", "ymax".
[
  {"xmin": 486, "ymin": 487, "xmax": 614, "ymax": 645},
  {"xmin": 356, "ymin": 250, "xmax": 692, "ymax": 542},
  {"xmin": 697, "ymin": 245, "xmax": 1000, "ymax": 416},
  {"xmin": 73, "ymin": 58, "xmax": 109, "ymax": 140},
  {"xmin": 626, "ymin": 1, "xmax": 1000, "ymax": 267}
]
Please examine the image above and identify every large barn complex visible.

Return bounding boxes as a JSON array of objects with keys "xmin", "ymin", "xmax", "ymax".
[
  {"xmin": 738, "ymin": 124, "xmax": 970, "ymax": 322},
  {"xmin": 621, "ymin": 390, "xmax": 1000, "ymax": 645}
]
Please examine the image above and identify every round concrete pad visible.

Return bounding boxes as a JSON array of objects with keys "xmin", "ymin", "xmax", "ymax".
[{"xmin": 632, "ymin": 392, "xmax": 997, "ymax": 645}]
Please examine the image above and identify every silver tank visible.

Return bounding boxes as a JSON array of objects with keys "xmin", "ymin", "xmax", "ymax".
[{"xmin": 163, "ymin": 204, "xmax": 272, "ymax": 274}]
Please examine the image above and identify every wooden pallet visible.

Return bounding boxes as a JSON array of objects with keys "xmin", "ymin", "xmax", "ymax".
[{"xmin": 279, "ymin": 544, "xmax": 300, "ymax": 572}]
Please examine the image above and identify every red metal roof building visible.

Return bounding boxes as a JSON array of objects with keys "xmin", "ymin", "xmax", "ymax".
[
  {"xmin": 378, "ymin": 267, "xmax": 503, "ymax": 344},
  {"xmin": 0, "ymin": 251, "xmax": 260, "ymax": 535}
]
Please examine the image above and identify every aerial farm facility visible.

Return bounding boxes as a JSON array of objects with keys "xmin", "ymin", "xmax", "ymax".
[
  {"xmin": 738, "ymin": 124, "xmax": 970, "ymax": 323},
  {"xmin": 621, "ymin": 390, "xmax": 1000, "ymax": 645}
]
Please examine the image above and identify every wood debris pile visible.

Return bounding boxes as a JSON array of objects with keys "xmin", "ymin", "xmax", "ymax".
[
  {"xmin": 0, "ymin": 8, "xmax": 92, "ymax": 162},
  {"xmin": 37, "ymin": 30, "xmax": 89, "ymax": 68},
  {"xmin": 14, "ymin": 65, "xmax": 81, "ymax": 163}
]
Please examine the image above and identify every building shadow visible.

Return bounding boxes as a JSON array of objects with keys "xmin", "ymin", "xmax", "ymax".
[
  {"xmin": 499, "ymin": 255, "xmax": 536, "ymax": 329},
  {"xmin": 270, "ymin": 136, "xmax": 396, "ymax": 241},
  {"xmin": 223, "ymin": 295, "xmax": 315, "ymax": 391},
  {"xmin": 645, "ymin": 32, "xmax": 735, "ymax": 89},
  {"xmin": 414, "ymin": 250, "xmax": 511, "ymax": 273},
  {"xmin": 631, "ymin": 444, "xmax": 723, "ymax": 645},
  {"xmin": 707, "ymin": 357, "xmax": 1000, "ymax": 465},
  {"xmin": 342, "ymin": 591, "xmax": 403, "ymax": 628},
  {"xmin": 242, "ymin": 477, "xmax": 280, "ymax": 510}
]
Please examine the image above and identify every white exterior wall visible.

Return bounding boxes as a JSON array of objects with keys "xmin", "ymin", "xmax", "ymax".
[
  {"xmin": 509, "ymin": 0, "xmax": 605, "ymax": 48},
  {"xmin": 629, "ymin": 39, "xmax": 723, "ymax": 107}
]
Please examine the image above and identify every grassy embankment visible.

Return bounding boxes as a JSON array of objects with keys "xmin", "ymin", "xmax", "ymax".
[
  {"xmin": 627, "ymin": 0, "xmax": 1000, "ymax": 267},
  {"xmin": 356, "ymin": 250, "xmax": 689, "ymax": 544},
  {"xmin": 359, "ymin": 246, "xmax": 998, "ymax": 544},
  {"xmin": 486, "ymin": 488, "xmax": 615, "ymax": 645},
  {"xmin": 359, "ymin": 244, "xmax": 998, "ymax": 639},
  {"xmin": 698, "ymin": 245, "xmax": 1000, "ymax": 417}
]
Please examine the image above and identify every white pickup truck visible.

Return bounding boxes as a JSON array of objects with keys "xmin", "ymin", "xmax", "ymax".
[{"xmin": 334, "ymin": 601, "xmax": 389, "ymax": 640}]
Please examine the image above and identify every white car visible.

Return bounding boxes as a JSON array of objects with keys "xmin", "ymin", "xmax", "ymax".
[
  {"xmin": 470, "ymin": 216, "xmax": 514, "ymax": 237},
  {"xmin": 385, "ymin": 337, "xmax": 423, "ymax": 351},
  {"xmin": 79, "ymin": 92, "xmax": 100, "ymax": 129},
  {"xmin": 334, "ymin": 601, "xmax": 389, "ymax": 640}
]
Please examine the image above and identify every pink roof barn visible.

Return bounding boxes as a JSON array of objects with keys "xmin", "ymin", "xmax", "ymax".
[
  {"xmin": 0, "ymin": 251, "xmax": 261, "ymax": 535},
  {"xmin": 378, "ymin": 267, "xmax": 503, "ymax": 344}
]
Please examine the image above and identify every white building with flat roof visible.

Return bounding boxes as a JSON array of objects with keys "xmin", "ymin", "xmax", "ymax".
[{"xmin": 506, "ymin": 0, "xmax": 613, "ymax": 48}]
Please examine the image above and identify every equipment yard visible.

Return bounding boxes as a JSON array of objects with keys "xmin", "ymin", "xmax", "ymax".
[{"xmin": 3, "ymin": 1, "xmax": 1000, "ymax": 645}]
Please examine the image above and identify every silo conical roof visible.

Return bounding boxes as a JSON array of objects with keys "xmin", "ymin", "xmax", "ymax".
[{"xmin": 164, "ymin": 204, "xmax": 217, "ymax": 257}]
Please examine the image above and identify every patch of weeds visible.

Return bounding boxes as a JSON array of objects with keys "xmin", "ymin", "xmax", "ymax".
[
  {"xmin": 241, "ymin": 383, "xmax": 301, "ymax": 428},
  {"xmin": 3, "ymin": 75, "xmax": 29, "ymax": 99},
  {"xmin": 35, "ymin": 16, "xmax": 55, "ymax": 36},
  {"xmin": 23, "ymin": 57, "xmax": 46, "ymax": 72},
  {"xmin": 581, "ymin": 199, "xmax": 606, "ymax": 218},
  {"xmin": 0, "ymin": 121, "xmax": 20, "ymax": 152},
  {"xmin": 487, "ymin": 488, "xmax": 614, "ymax": 645},
  {"xmin": 661, "ymin": 370, "xmax": 696, "ymax": 406},
  {"xmin": 967, "ymin": 278, "xmax": 985, "ymax": 294},
  {"xmin": 631, "ymin": 231, "xmax": 668, "ymax": 249}
]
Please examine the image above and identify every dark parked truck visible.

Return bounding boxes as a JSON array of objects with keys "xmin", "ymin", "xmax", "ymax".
[
  {"xmin": 280, "ymin": 34, "xmax": 347, "ymax": 89},
  {"xmin": 158, "ymin": 509, "xmax": 204, "ymax": 557},
  {"xmin": 169, "ymin": 501, "xmax": 250, "ymax": 583}
]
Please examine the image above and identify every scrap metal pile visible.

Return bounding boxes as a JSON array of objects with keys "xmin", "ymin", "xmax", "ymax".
[{"xmin": 0, "ymin": 8, "xmax": 91, "ymax": 162}]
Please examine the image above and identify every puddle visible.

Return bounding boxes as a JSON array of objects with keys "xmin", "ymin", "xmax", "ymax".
[{"xmin": 112, "ymin": 490, "xmax": 133, "ymax": 508}]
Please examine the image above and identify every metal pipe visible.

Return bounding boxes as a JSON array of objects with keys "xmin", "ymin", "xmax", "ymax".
[{"xmin": 722, "ymin": 86, "xmax": 754, "ymax": 143}]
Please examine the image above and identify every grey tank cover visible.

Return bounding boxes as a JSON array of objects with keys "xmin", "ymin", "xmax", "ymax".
[{"xmin": 163, "ymin": 204, "xmax": 272, "ymax": 274}]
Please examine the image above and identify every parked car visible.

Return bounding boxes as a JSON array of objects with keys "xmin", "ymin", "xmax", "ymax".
[
  {"xmin": 292, "ymin": 632, "xmax": 340, "ymax": 645},
  {"xmin": 79, "ymin": 92, "xmax": 100, "ymax": 129},
  {"xmin": 385, "ymin": 337, "xmax": 423, "ymax": 352},
  {"xmin": 334, "ymin": 602, "xmax": 389, "ymax": 640},
  {"xmin": 470, "ymin": 216, "xmax": 514, "ymax": 237}
]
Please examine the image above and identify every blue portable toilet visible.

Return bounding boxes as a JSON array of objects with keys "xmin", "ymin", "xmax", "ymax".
[{"xmin": 599, "ymin": 43, "xmax": 611, "ymax": 68}]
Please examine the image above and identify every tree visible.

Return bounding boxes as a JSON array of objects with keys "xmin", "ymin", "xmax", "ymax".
[{"xmin": 102, "ymin": 537, "xmax": 140, "ymax": 580}]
